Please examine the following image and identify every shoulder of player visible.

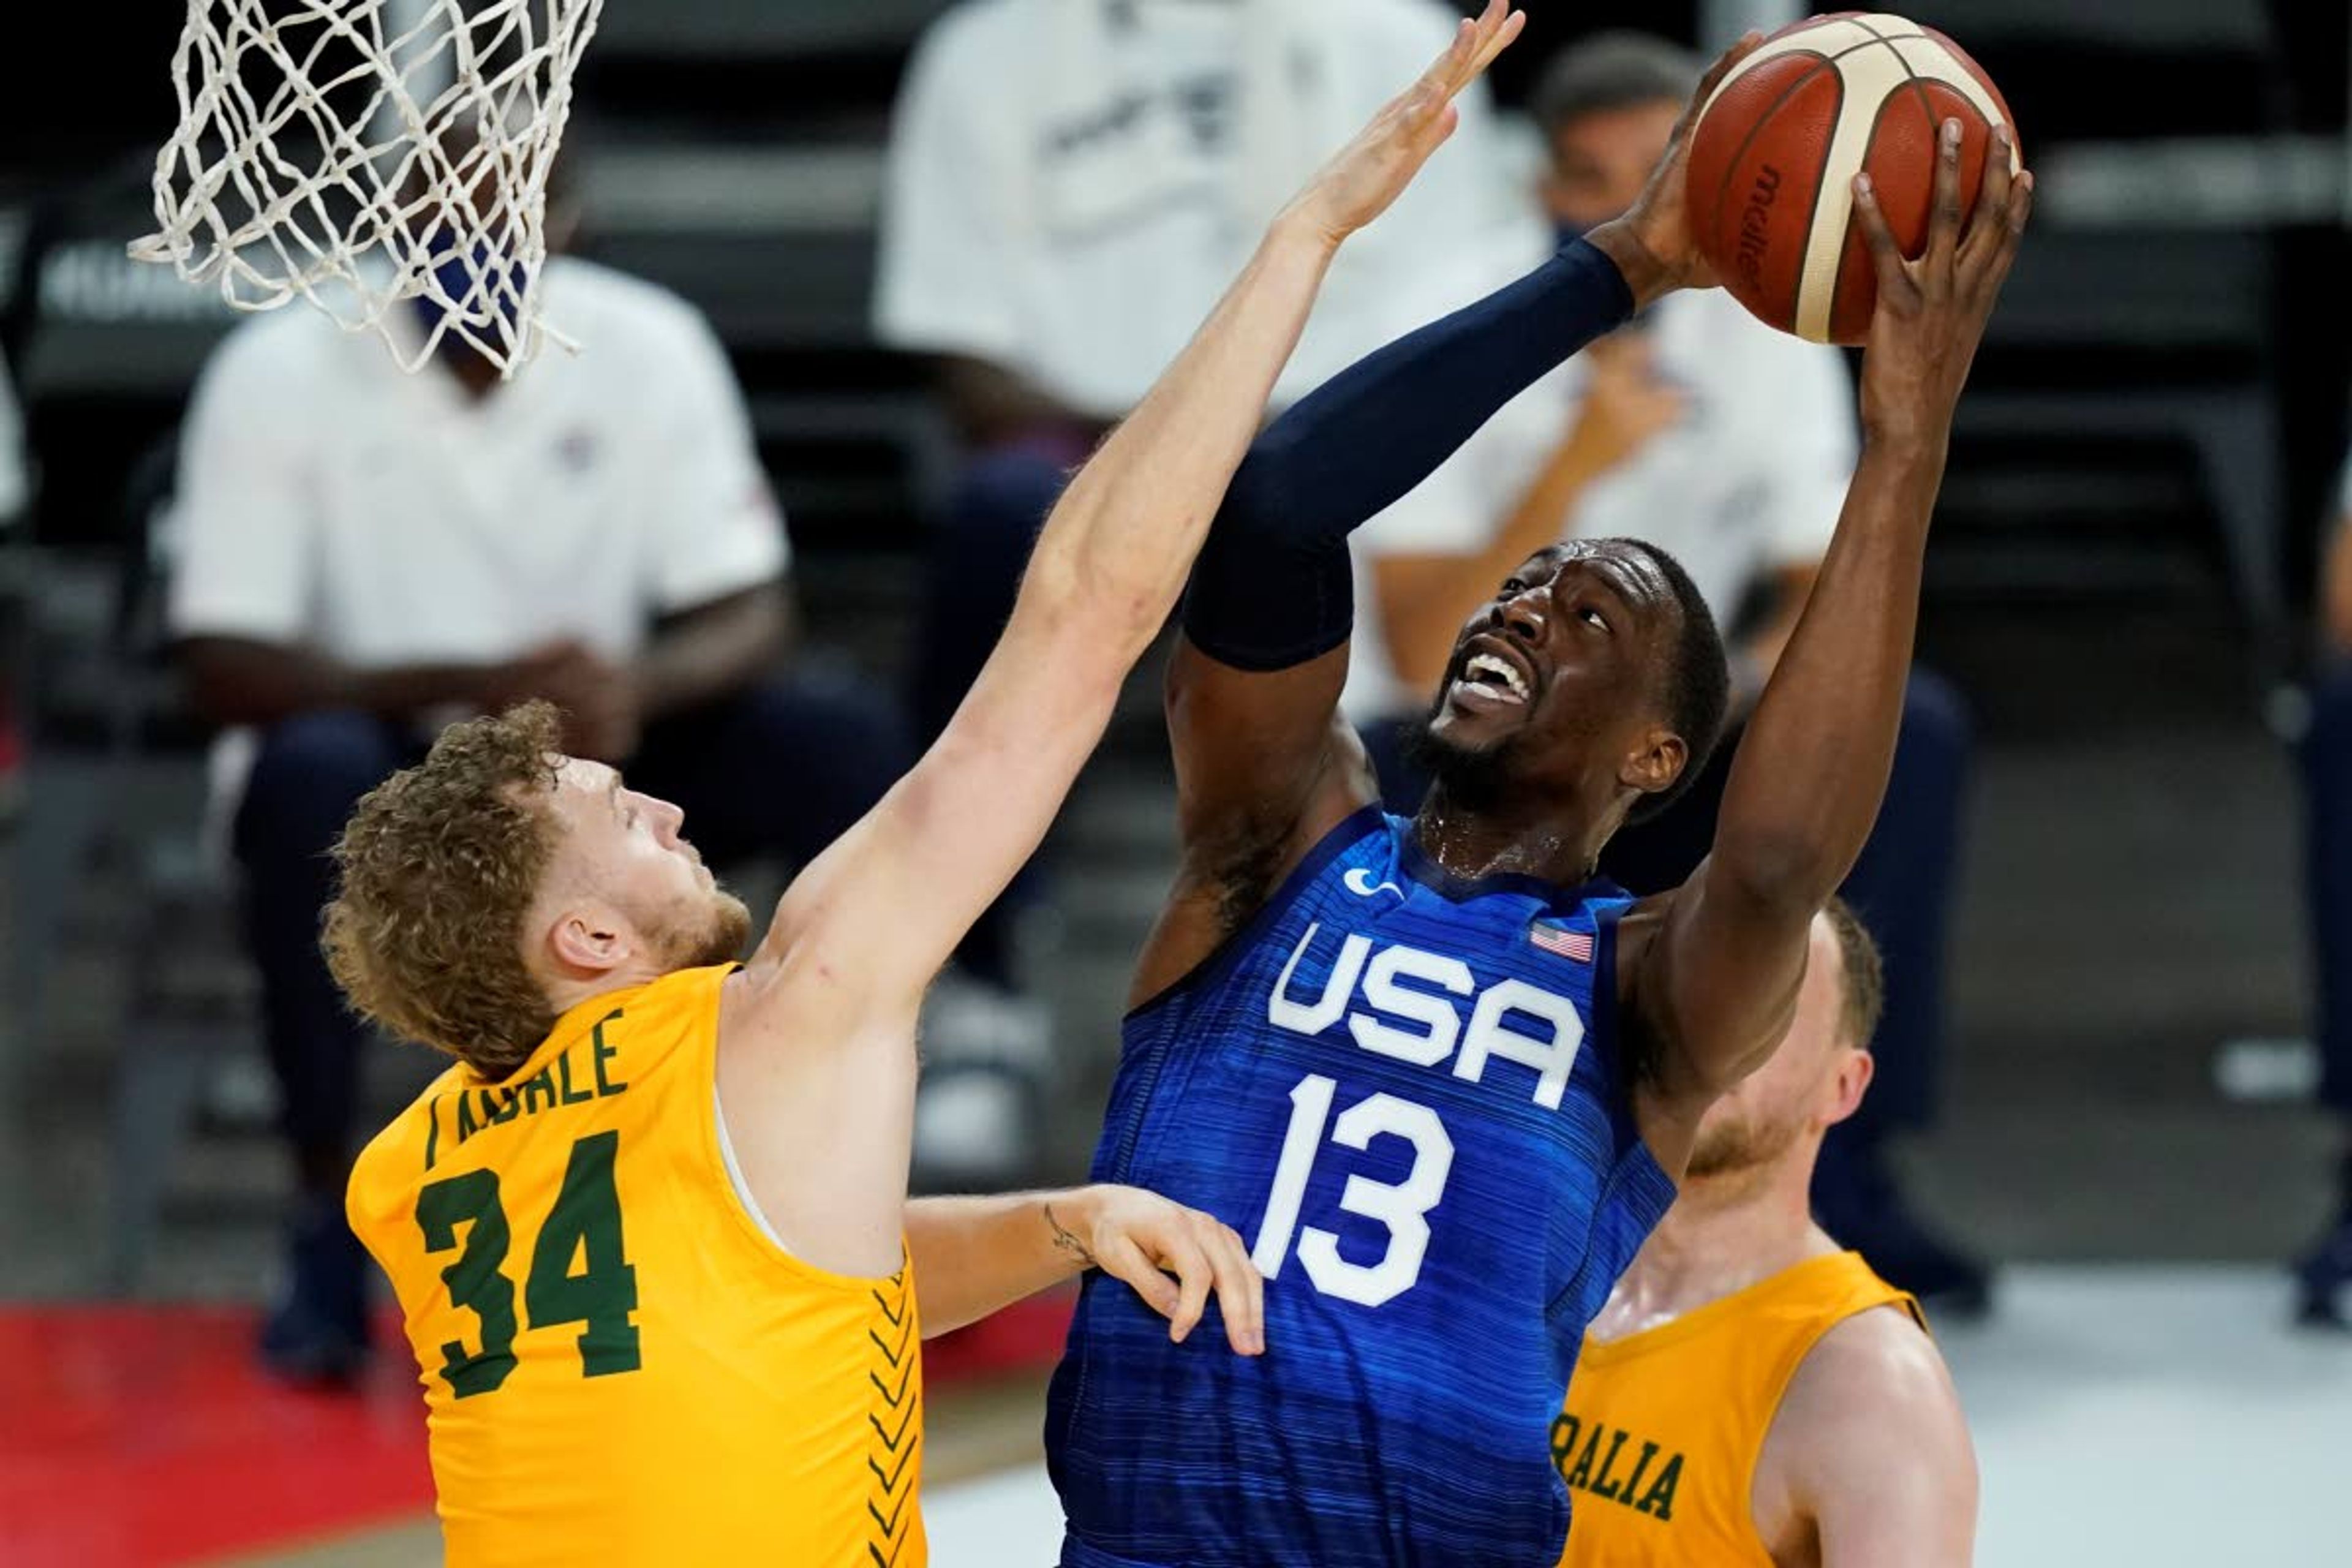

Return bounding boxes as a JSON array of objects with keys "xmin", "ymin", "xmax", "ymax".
[
  {"xmin": 723, "ymin": 913, "xmax": 920, "ymax": 1052},
  {"xmin": 1602, "ymin": 891, "xmax": 1692, "ymax": 1148},
  {"xmin": 1767, "ymin": 1303, "xmax": 1973, "ymax": 1496},
  {"xmin": 344, "ymin": 1061, "xmax": 466, "ymax": 1218},
  {"xmin": 1607, "ymin": 890, "xmax": 1673, "ymax": 1022},
  {"xmin": 1613, "ymin": 888, "xmax": 1673, "ymax": 948}
]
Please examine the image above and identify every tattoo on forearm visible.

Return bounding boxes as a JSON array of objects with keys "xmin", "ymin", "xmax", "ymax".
[{"xmin": 1045, "ymin": 1202, "xmax": 1096, "ymax": 1270}]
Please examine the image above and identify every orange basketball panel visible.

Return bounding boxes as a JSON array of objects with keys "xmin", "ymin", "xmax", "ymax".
[
  {"xmin": 1829, "ymin": 78, "xmax": 1994, "ymax": 342},
  {"xmin": 1683, "ymin": 14, "xmax": 2020, "ymax": 344},
  {"xmin": 1689, "ymin": 53, "xmax": 1842, "ymax": 334}
]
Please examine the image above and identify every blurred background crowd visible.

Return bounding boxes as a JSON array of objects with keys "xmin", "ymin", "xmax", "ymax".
[{"xmin": 1, "ymin": 1, "xmax": 2349, "ymax": 1562}]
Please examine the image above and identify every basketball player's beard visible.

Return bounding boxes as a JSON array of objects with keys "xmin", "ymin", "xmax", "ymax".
[
  {"xmin": 1402, "ymin": 706, "xmax": 1528, "ymax": 813},
  {"xmin": 1685, "ymin": 1109, "xmax": 1806, "ymax": 1180},
  {"xmin": 654, "ymin": 888, "xmax": 756, "ymax": 972}
]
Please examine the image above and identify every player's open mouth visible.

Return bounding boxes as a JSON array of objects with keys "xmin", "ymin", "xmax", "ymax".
[{"xmin": 1449, "ymin": 647, "xmax": 1531, "ymax": 712}]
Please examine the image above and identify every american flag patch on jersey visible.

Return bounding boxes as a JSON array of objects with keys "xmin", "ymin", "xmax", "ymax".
[{"xmin": 1528, "ymin": 918, "xmax": 1594, "ymax": 963}]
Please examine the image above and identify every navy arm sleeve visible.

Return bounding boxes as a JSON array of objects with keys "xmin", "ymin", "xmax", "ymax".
[{"xmin": 1182, "ymin": 237, "xmax": 1637, "ymax": 672}]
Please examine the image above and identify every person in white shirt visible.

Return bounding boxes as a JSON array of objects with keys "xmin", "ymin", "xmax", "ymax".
[
  {"xmin": 2299, "ymin": 446, "xmax": 2352, "ymax": 1324},
  {"xmin": 169, "ymin": 179, "xmax": 909, "ymax": 1382},
  {"xmin": 1346, "ymin": 32, "xmax": 1988, "ymax": 1314},
  {"xmin": 872, "ymin": 0, "xmax": 1517, "ymax": 1174}
]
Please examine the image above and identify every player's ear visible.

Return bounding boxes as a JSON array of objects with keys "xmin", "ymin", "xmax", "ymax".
[
  {"xmin": 1822, "ymin": 1046, "xmax": 1874, "ymax": 1128},
  {"xmin": 1619, "ymin": 726, "xmax": 1686, "ymax": 801},
  {"xmin": 547, "ymin": 907, "xmax": 628, "ymax": 976}
]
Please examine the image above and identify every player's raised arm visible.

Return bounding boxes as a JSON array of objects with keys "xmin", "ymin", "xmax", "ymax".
[
  {"xmin": 1129, "ymin": 34, "xmax": 1762, "ymax": 1003},
  {"xmin": 1619, "ymin": 121, "xmax": 2032, "ymax": 1162},
  {"xmin": 719, "ymin": 3, "xmax": 1525, "ymax": 1275}
]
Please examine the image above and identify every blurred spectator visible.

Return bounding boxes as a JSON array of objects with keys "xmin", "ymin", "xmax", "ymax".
[
  {"xmin": 1344, "ymin": 32, "xmax": 1990, "ymax": 1314},
  {"xmin": 0, "ymin": 345, "xmax": 26, "ymax": 824},
  {"xmin": 2299, "ymin": 445, "xmax": 2352, "ymax": 1325},
  {"xmin": 167, "ymin": 201, "xmax": 909, "ymax": 1382},
  {"xmin": 874, "ymin": 0, "xmax": 1517, "ymax": 1174}
]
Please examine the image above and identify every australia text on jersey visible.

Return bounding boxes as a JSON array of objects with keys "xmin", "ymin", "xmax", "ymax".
[
  {"xmin": 1268, "ymin": 921, "xmax": 1587, "ymax": 1109},
  {"xmin": 1551, "ymin": 1411, "xmax": 1686, "ymax": 1523},
  {"xmin": 423, "ymin": 1010, "xmax": 631, "ymax": 1172}
]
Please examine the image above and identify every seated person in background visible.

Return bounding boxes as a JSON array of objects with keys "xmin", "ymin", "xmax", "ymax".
[
  {"xmin": 872, "ymin": 0, "xmax": 1516, "ymax": 1179},
  {"xmin": 1555, "ymin": 902, "xmax": 1977, "ymax": 1567},
  {"xmin": 1346, "ymin": 32, "xmax": 1991, "ymax": 1314},
  {"xmin": 167, "ymin": 173, "xmax": 909, "ymax": 1382},
  {"xmin": 2299, "ymin": 445, "xmax": 2352, "ymax": 1325}
]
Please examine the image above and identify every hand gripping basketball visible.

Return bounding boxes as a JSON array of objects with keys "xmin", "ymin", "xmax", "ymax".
[
  {"xmin": 1681, "ymin": 15, "xmax": 2020, "ymax": 343},
  {"xmin": 1850, "ymin": 118, "xmax": 2034, "ymax": 450}
]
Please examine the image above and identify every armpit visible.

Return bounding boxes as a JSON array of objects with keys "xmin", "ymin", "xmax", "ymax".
[{"xmin": 1207, "ymin": 831, "xmax": 1292, "ymax": 943}]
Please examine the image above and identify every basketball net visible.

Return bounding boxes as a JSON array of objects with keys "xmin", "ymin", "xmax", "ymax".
[{"xmin": 129, "ymin": 0, "xmax": 605, "ymax": 376}]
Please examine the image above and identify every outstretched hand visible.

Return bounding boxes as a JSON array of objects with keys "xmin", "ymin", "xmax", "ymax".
[
  {"xmin": 1286, "ymin": 0, "xmax": 1524, "ymax": 247},
  {"xmin": 1060, "ymin": 1185, "xmax": 1265, "ymax": 1355},
  {"xmin": 1589, "ymin": 31, "xmax": 1765, "ymax": 304},
  {"xmin": 1852, "ymin": 118, "xmax": 2033, "ymax": 450}
]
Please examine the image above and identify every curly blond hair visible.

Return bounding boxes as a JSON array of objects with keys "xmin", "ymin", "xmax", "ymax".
[{"xmin": 322, "ymin": 702, "xmax": 566, "ymax": 1076}]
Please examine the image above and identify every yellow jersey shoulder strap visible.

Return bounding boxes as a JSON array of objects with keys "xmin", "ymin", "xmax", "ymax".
[{"xmin": 1749, "ymin": 1250, "xmax": 1923, "ymax": 1414}]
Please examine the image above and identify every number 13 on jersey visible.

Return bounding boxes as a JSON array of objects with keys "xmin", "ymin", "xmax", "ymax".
[{"xmin": 1251, "ymin": 1075, "xmax": 1455, "ymax": 1308}]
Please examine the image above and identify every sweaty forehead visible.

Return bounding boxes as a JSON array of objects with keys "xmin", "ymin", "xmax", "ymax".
[
  {"xmin": 1534, "ymin": 539, "xmax": 1674, "ymax": 611},
  {"xmin": 545, "ymin": 756, "xmax": 617, "ymax": 821},
  {"xmin": 552, "ymin": 755, "xmax": 606, "ymax": 793}
]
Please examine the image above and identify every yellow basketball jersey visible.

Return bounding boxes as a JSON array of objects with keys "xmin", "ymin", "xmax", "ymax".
[
  {"xmin": 347, "ymin": 965, "xmax": 926, "ymax": 1567},
  {"xmin": 1553, "ymin": 1251, "xmax": 1920, "ymax": 1567}
]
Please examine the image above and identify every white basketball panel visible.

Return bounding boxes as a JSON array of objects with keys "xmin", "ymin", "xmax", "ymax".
[{"xmin": 1795, "ymin": 42, "xmax": 1917, "ymax": 341}]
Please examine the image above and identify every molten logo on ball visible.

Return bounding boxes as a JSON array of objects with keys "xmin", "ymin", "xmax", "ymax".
[
  {"xmin": 1684, "ymin": 12, "xmax": 2018, "ymax": 343},
  {"xmin": 1734, "ymin": 165, "xmax": 1782, "ymax": 293}
]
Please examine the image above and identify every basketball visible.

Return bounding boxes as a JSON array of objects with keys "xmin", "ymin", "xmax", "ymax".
[{"xmin": 1685, "ymin": 13, "xmax": 2019, "ymax": 344}]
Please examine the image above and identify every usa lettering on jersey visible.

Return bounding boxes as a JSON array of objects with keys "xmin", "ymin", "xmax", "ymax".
[{"xmin": 1265, "ymin": 921, "xmax": 1586, "ymax": 1109}]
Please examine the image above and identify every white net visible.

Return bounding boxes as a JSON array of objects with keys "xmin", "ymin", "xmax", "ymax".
[{"xmin": 130, "ymin": 0, "xmax": 606, "ymax": 375}]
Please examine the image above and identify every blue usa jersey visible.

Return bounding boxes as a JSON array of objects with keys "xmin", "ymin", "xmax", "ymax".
[{"xmin": 1047, "ymin": 810, "xmax": 1677, "ymax": 1567}]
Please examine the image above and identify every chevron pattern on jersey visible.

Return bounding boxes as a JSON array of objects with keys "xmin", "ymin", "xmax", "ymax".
[{"xmin": 864, "ymin": 1265, "xmax": 921, "ymax": 1568}]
